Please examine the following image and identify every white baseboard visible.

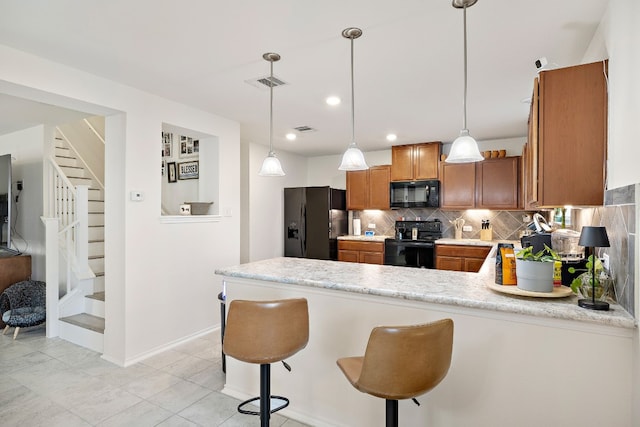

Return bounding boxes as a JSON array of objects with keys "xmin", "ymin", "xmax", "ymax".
[{"xmin": 122, "ymin": 324, "xmax": 221, "ymax": 367}]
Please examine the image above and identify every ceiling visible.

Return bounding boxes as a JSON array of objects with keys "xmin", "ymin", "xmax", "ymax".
[{"xmin": 0, "ymin": 0, "xmax": 608, "ymax": 157}]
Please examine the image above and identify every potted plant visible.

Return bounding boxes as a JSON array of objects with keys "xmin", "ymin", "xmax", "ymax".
[
  {"xmin": 515, "ymin": 245, "xmax": 561, "ymax": 293},
  {"xmin": 568, "ymin": 255, "xmax": 612, "ymax": 300}
]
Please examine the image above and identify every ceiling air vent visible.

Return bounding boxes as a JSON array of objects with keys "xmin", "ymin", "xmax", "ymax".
[
  {"xmin": 293, "ymin": 126, "xmax": 316, "ymax": 133},
  {"xmin": 245, "ymin": 75, "xmax": 288, "ymax": 90}
]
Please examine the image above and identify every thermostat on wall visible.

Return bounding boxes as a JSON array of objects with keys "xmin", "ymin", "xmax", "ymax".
[{"xmin": 179, "ymin": 204, "xmax": 191, "ymax": 215}]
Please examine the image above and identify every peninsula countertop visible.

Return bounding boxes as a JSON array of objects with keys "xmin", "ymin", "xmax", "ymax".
[{"xmin": 215, "ymin": 253, "xmax": 635, "ymax": 330}]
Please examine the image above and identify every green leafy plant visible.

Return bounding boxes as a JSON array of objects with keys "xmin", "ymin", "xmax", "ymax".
[
  {"xmin": 568, "ymin": 255, "xmax": 604, "ymax": 294},
  {"xmin": 516, "ymin": 244, "xmax": 561, "ymax": 262}
]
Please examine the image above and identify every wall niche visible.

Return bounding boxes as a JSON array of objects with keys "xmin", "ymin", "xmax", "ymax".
[{"xmin": 161, "ymin": 123, "xmax": 219, "ymax": 216}]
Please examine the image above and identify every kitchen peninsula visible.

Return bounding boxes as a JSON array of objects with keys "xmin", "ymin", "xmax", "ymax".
[{"xmin": 215, "ymin": 248, "xmax": 635, "ymax": 427}]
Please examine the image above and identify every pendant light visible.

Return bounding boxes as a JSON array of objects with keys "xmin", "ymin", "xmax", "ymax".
[
  {"xmin": 446, "ymin": 0, "xmax": 484, "ymax": 163},
  {"xmin": 338, "ymin": 27, "xmax": 369, "ymax": 171},
  {"xmin": 258, "ymin": 52, "xmax": 286, "ymax": 176}
]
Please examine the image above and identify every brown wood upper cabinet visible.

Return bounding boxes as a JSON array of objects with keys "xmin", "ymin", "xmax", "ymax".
[
  {"xmin": 476, "ymin": 157, "xmax": 520, "ymax": 209},
  {"xmin": 391, "ymin": 142, "xmax": 441, "ymax": 181},
  {"xmin": 524, "ymin": 60, "xmax": 607, "ymax": 208},
  {"xmin": 440, "ymin": 156, "xmax": 521, "ymax": 210},
  {"xmin": 346, "ymin": 165, "xmax": 390, "ymax": 210},
  {"xmin": 440, "ymin": 162, "xmax": 476, "ymax": 210}
]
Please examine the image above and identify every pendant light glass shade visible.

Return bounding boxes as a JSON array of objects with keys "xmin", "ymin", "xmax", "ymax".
[
  {"xmin": 339, "ymin": 27, "xmax": 368, "ymax": 171},
  {"xmin": 339, "ymin": 142, "xmax": 368, "ymax": 170},
  {"xmin": 259, "ymin": 151, "xmax": 285, "ymax": 176},
  {"xmin": 446, "ymin": 0, "xmax": 483, "ymax": 164},
  {"xmin": 447, "ymin": 130, "xmax": 483, "ymax": 163},
  {"xmin": 258, "ymin": 52, "xmax": 286, "ymax": 177}
]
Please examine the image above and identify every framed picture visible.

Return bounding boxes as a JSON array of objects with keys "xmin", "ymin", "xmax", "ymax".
[
  {"xmin": 179, "ymin": 135, "xmax": 200, "ymax": 158},
  {"xmin": 178, "ymin": 161, "xmax": 199, "ymax": 180},
  {"xmin": 167, "ymin": 162, "xmax": 177, "ymax": 183},
  {"xmin": 162, "ymin": 131, "xmax": 173, "ymax": 157}
]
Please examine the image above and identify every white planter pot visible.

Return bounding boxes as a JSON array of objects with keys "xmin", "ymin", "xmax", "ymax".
[{"xmin": 515, "ymin": 259, "xmax": 554, "ymax": 293}]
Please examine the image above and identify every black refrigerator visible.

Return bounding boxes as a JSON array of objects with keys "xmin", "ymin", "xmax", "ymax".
[{"xmin": 284, "ymin": 186, "xmax": 347, "ymax": 260}]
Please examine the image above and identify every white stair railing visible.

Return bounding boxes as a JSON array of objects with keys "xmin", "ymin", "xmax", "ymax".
[{"xmin": 42, "ymin": 157, "xmax": 92, "ymax": 337}]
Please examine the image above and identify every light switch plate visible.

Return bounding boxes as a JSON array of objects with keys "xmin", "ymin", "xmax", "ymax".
[
  {"xmin": 130, "ymin": 191, "xmax": 144, "ymax": 201},
  {"xmin": 462, "ymin": 225, "xmax": 472, "ymax": 231},
  {"xmin": 602, "ymin": 253, "xmax": 610, "ymax": 270}
]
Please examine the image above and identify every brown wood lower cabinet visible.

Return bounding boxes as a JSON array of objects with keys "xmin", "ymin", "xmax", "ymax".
[
  {"xmin": 435, "ymin": 244, "xmax": 490, "ymax": 273},
  {"xmin": 338, "ymin": 240, "xmax": 384, "ymax": 265}
]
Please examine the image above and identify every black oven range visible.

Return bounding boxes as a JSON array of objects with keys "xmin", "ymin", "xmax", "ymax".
[{"xmin": 384, "ymin": 219, "xmax": 443, "ymax": 268}]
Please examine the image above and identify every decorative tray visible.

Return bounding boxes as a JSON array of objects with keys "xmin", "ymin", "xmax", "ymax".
[{"xmin": 487, "ymin": 282, "xmax": 574, "ymax": 298}]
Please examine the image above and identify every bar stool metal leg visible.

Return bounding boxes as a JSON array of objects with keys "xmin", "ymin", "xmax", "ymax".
[
  {"xmin": 386, "ymin": 399, "xmax": 398, "ymax": 427},
  {"xmin": 260, "ymin": 364, "xmax": 270, "ymax": 427}
]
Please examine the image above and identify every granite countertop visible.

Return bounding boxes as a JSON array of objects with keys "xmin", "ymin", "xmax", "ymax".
[
  {"xmin": 337, "ymin": 235, "xmax": 390, "ymax": 242},
  {"xmin": 216, "ymin": 250, "xmax": 636, "ymax": 330},
  {"xmin": 339, "ymin": 236, "xmax": 518, "ymax": 246},
  {"xmin": 435, "ymin": 238, "xmax": 516, "ymax": 247}
]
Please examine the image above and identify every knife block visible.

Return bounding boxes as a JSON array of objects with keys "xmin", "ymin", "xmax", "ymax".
[{"xmin": 480, "ymin": 227, "xmax": 493, "ymax": 241}]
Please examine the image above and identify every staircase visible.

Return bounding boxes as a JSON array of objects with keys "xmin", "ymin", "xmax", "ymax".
[{"xmin": 52, "ymin": 132, "xmax": 106, "ymax": 352}]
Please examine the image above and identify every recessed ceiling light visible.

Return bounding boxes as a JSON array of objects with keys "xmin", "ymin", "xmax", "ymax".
[
  {"xmin": 386, "ymin": 134, "xmax": 397, "ymax": 142},
  {"xmin": 326, "ymin": 96, "xmax": 341, "ymax": 106},
  {"xmin": 286, "ymin": 133, "xmax": 296, "ymax": 141}
]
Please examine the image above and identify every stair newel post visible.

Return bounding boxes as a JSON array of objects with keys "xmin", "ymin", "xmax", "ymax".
[
  {"xmin": 42, "ymin": 217, "xmax": 60, "ymax": 338},
  {"xmin": 76, "ymin": 185, "xmax": 91, "ymax": 278}
]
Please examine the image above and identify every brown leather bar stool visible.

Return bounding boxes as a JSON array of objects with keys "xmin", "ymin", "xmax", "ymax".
[
  {"xmin": 337, "ymin": 319, "xmax": 453, "ymax": 427},
  {"xmin": 223, "ymin": 298, "xmax": 309, "ymax": 427}
]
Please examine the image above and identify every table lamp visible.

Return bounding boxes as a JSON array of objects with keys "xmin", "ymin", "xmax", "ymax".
[{"xmin": 577, "ymin": 226, "xmax": 610, "ymax": 311}]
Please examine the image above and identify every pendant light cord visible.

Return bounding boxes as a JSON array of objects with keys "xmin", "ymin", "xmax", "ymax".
[
  {"xmin": 269, "ymin": 59, "xmax": 274, "ymax": 154},
  {"xmin": 350, "ymin": 36, "xmax": 355, "ymax": 144},
  {"xmin": 462, "ymin": 3, "xmax": 468, "ymax": 131}
]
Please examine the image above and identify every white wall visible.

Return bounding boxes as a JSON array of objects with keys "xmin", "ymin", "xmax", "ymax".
[
  {"xmin": 57, "ymin": 118, "xmax": 105, "ymax": 185},
  {"xmin": 306, "ymin": 149, "xmax": 392, "ymax": 189},
  {"xmin": 599, "ymin": 2, "xmax": 640, "ymax": 425},
  {"xmin": 246, "ymin": 143, "xmax": 307, "ymax": 262},
  {"xmin": 0, "ymin": 125, "xmax": 45, "ymax": 280},
  {"xmin": 602, "ymin": 0, "xmax": 640, "ymax": 190},
  {"xmin": 0, "ymin": 44, "xmax": 241, "ymax": 365}
]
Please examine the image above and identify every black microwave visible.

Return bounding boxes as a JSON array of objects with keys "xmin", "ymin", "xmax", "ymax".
[{"xmin": 390, "ymin": 180, "xmax": 440, "ymax": 208}]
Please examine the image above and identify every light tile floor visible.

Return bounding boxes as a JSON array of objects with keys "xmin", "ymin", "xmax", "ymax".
[{"xmin": 0, "ymin": 325, "xmax": 309, "ymax": 426}]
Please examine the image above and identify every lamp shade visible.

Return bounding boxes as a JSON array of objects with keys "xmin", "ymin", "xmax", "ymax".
[
  {"xmin": 446, "ymin": 130, "xmax": 484, "ymax": 163},
  {"xmin": 338, "ymin": 142, "xmax": 369, "ymax": 171},
  {"xmin": 578, "ymin": 226, "xmax": 610, "ymax": 248},
  {"xmin": 258, "ymin": 152, "xmax": 285, "ymax": 176}
]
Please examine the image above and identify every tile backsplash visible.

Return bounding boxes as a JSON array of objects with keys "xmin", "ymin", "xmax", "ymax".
[
  {"xmin": 573, "ymin": 184, "xmax": 636, "ymax": 316},
  {"xmin": 352, "ymin": 208, "xmax": 535, "ymax": 241}
]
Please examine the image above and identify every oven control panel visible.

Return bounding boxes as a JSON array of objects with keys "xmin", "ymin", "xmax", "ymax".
[{"xmin": 395, "ymin": 220, "xmax": 442, "ymax": 241}]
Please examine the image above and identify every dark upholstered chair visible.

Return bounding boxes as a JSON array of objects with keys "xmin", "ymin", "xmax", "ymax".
[
  {"xmin": 223, "ymin": 298, "xmax": 309, "ymax": 427},
  {"xmin": 0, "ymin": 280, "xmax": 46, "ymax": 339},
  {"xmin": 337, "ymin": 319, "xmax": 454, "ymax": 427}
]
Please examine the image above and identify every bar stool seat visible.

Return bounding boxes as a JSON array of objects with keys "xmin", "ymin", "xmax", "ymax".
[
  {"xmin": 337, "ymin": 319, "xmax": 453, "ymax": 427},
  {"xmin": 223, "ymin": 298, "xmax": 309, "ymax": 427}
]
